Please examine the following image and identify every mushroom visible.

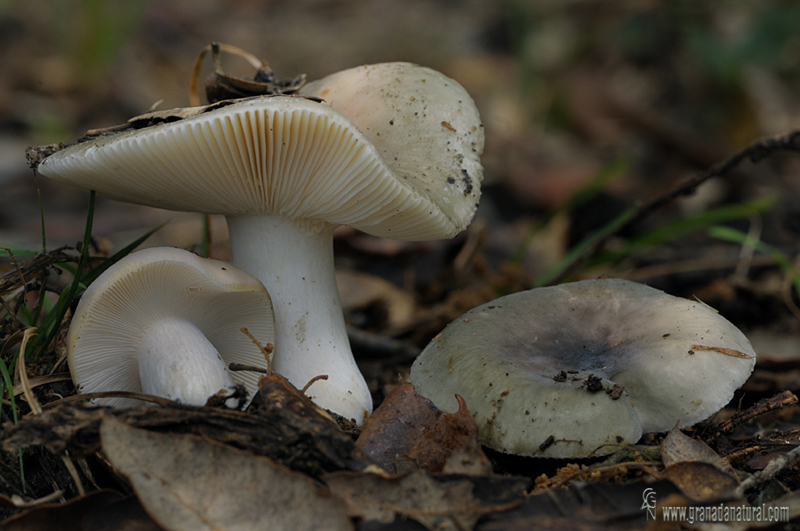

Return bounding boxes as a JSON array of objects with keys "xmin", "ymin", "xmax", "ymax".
[
  {"xmin": 68, "ymin": 247, "xmax": 275, "ymax": 408},
  {"xmin": 409, "ymin": 278, "xmax": 756, "ymax": 458},
  {"xmin": 35, "ymin": 62, "xmax": 484, "ymax": 423}
]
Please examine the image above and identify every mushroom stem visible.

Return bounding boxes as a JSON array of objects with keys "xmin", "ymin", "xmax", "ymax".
[
  {"xmin": 227, "ymin": 214, "xmax": 373, "ymax": 423},
  {"xmin": 138, "ymin": 317, "xmax": 236, "ymax": 405}
]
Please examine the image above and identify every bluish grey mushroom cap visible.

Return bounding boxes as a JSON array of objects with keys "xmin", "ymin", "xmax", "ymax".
[{"xmin": 410, "ymin": 278, "xmax": 756, "ymax": 458}]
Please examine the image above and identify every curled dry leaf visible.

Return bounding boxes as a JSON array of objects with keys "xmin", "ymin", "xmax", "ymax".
[
  {"xmin": 659, "ymin": 429, "xmax": 739, "ymax": 502},
  {"xmin": 100, "ymin": 417, "xmax": 353, "ymax": 531},
  {"xmin": 355, "ymin": 383, "xmax": 490, "ymax": 475},
  {"xmin": 660, "ymin": 428, "xmax": 736, "ymax": 476},
  {"xmin": 323, "ymin": 470, "xmax": 523, "ymax": 531}
]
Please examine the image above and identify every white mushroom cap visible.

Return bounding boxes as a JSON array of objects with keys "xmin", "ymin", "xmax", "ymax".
[
  {"xmin": 409, "ymin": 278, "xmax": 756, "ymax": 458},
  {"xmin": 39, "ymin": 71, "xmax": 483, "ymax": 241},
  {"xmin": 299, "ymin": 62, "xmax": 484, "ymax": 233},
  {"xmin": 68, "ymin": 247, "xmax": 274, "ymax": 408},
  {"xmin": 36, "ymin": 62, "xmax": 484, "ymax": 424}
]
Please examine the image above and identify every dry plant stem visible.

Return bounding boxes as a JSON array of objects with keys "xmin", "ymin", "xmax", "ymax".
[
  {"xmin": 736, "ymin": 444, "xmax": 800, "ymax": 497},
  {"xmin": 708, "ymin": 390, "xmax": 799, "ymax": 443},
  {"xmin": 12, "ymin": 373, "xmax": 71, "ymax": 397},
  {"xmin": 189, "ymin": 42, "xmax": 265, "ymax": 106},
  {"xmin": 1, "ymin": 247, "xmax": 29, "ymax": 303},
  {"xmin": 553, "ymin": 129, "xmax": 800, "ymax": 284},
  {"xmin": 15, "ymin": 328, "xmax": 41, "ymax": 415},
  {"xmin": 239, "ymin": 326, "xmax": 273, "ymax": 374},
  {"xmin": 242, "ymin": 324, "xmax": 331, "ymax": 396},
  {"xmin": 724, "ymin": 442, "xmax": 796, "ymax": 464},
  {"xmin": 301, "ymin": 375, "xmax": 329, "ymax": 395},
  {"xmin": 15, "ymin": 328, "xmax": 86, "ymax": 497},
  {"xmin": 228, "ymin": 363, "xmax": 269, "ymax": 374},
  {"xmin": 42, "ymin": 391, "xmax": 179, "ymax": 409},
  {"xmin": 623, "ymin": 255, "xmax": 778, "ymax": 281},
  {"xmin": 9, "ymin": 490, "xmax": 65, "ymax": 507},
  {"xmin": 533, "ymin": 462, "xmax": 661, "ymax": 493},
  {"xmin": 0, "ymin": 246, "xmax": 70, "ymax": 294}
]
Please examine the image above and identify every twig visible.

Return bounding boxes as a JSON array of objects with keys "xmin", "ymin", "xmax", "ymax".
[
  {"xmin": 12, "ymin": 373, "xmax": 71, "ymax": 397},
  {"xmin": 8, "ymin": 490, "xmax": 65, "ymax": 507},
  {"xmin": 552, "ymin": 129, "xmax": 800, "ymax": 284},
  {"xmin": 189, "ymin": 42, "xmax": 265, "ymax": 106},
  {"xmin": 707, "ymin": 390, "xmax": 798, "ymax": 443},
  {"xmin": 42, "ymin": 390, "xmax": 178, "ymax": 409},
  {"xmin": 239, "ymin": 327, "xmax": 274, "ymax": 374},
  {"xmin": 228, "ymin": 363, "xmax": 269, "ymax": 374},
  {"xmin": 736, "ymin": 444, "xmax": 800, "ymax": 497},
  {"xmin": 0, "ymin": 246, "xmax": 71, "ymax": 294},
  {"xmin": 301, "ymin": 375, "xmax": 329, "ymax": 395}
]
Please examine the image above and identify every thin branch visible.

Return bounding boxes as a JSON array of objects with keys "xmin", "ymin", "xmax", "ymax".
[{"xmin": 552, "ymin": 129, "xmax": 800, "ymax": 284}]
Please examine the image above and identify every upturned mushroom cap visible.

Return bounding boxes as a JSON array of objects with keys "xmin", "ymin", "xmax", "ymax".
[
  {"xmin": 38, "ymin": 64, "xmax": 483, "ymax": 241},
  {"xmin": 35, "ymin": 61, "xmax": 484, "ymax": 424},
  {"xmin": 409, "ymin": 278, "xmax": 756, "ymax": 458},
  {"xmin": 68, "ymin": 247, "xmax": 275, "ymax": 408}
]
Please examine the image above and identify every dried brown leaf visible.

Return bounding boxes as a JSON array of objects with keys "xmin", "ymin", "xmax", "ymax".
[
  {"xmin": 324, "ymin": 470, "xmax": 521, "ymax": 531},
  {"xmin": 659, "ymin": 461, "xmax": 739, "ymax": 502},
  {"xmin": 355, "ymin": 383, "xmax": 490, "ymax": 475},
  {"xmin": 660, "ymin": 428, "xmax": 735, "ymax": 476},
  {"xmin": 100, "ymin": 417, "xmax": 353, "ymax": 531}
]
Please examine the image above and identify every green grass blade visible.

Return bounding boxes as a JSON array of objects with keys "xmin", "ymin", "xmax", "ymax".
[
  {"xmin": 0, "ymin": 358, "xmax": 17, "ymax": 422},
  {"xmin": 79, "ymin": 222, "xmax": 165, "ymax": 287},
  {"xmin": 34, "ymin": 191, "xmax": 96, "ymax": 358},
  {"xmin": 512, "ymin": 156, "xmax": 630, "ymax": 265},
  {"xmin": 534, "ymin": 206, "xmax": 637, "ymax": 287},
  {"xmin": 584, "ymin": 197, "xmax": 775, "ymax": 268},
  {"xmin": 709, "ymin": 225, "xmax": 800, "ymax": 296},
  {"xmin": 38, "ymin": 188, "xmax": 47, "ymax": 254}
]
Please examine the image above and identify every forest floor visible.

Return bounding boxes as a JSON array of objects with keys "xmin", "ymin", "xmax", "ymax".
[{"xmin": 2, "ymin": 1, "xmax": 800, "ymax": 529}]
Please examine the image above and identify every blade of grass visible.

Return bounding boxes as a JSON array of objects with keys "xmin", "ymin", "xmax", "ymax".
[
  {"xmin": 28, "ymin": 221, "xmax": 163, "ymax": 356},
  {"xmin": 589, "ymin": 197, "xmax": 775, "ymax": 266},
  {"xmin": 0, "ymin": 358, "xmax": 18, "ymax": 422},
  {"xmin": 0, "ymin": 247, "xmax": 39, "ymax": 258},
  {"xmin": 534, "ymin": 206, "xmax": 637, "ymax": 287},
  {"xmin": 79, "ymin": 221, "xmax": 165, "ymax": 286},
  {"xmin": 38, "ymin": 188, "xmax": 47, "ymax": 254},
  {"xmin": 0, "ymin": 358, "xmax": 26, "ymax": 491},
  {"xmin": 511, "ymin": 156, "xmax": 629, "ymax": 264},
  {"xmin": 709, "ymin": 225, "xmax": 800, "ymax": 296},
  {"xmin": 33, "ymin": 191, "xmax": 95, "ymax": 358},
  {"xmin": 0, "ymin": 332, "xmax": 24, "ymax": 490}
]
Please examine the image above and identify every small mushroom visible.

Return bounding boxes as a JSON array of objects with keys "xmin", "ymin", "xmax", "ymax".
[
  {"xmin": 36, "ymin": 62, "xmax": 483, "ymax": 424},
  {"xmin": 409, "ymin": 278, "xmax": 756, "ymax": 458},
  {"xmin": 68, "ymin": 247, "xmax": 274, "ymax": 408}
]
